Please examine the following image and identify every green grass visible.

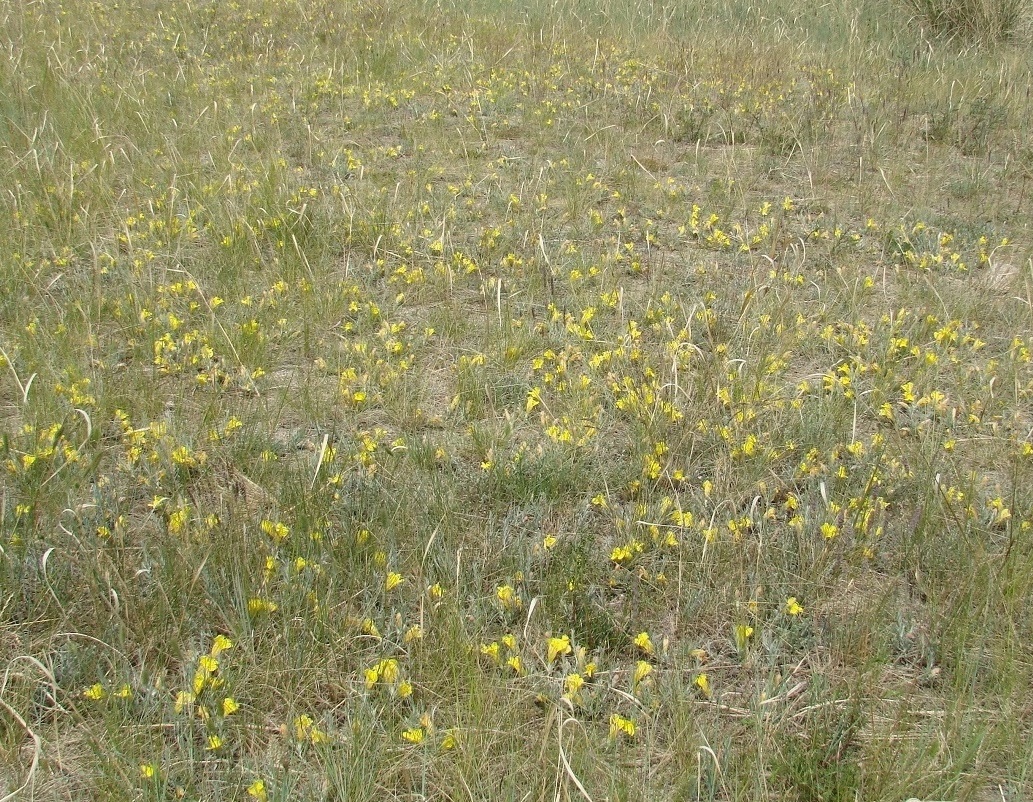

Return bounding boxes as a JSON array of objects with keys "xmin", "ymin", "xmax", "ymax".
[{"xmin": 2, "ymin": 0, "xmax": 1033, "ymax": 799}]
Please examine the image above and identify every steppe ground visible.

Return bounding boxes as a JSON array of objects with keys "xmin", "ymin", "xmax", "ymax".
[{"xmin": 2, "ymin": 0, "xmax": 1033, "ymax": 799}]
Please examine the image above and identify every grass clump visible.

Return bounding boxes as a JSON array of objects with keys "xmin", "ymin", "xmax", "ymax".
[{"xmin": 907, "ymin": 0, "xmax": 1029, "ymax": 43}]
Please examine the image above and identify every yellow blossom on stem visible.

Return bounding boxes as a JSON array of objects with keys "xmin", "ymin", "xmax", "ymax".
[
  {"xmin": 174, "ymin": 691, "xmax": 195, "ymax": 713},
  {"xmin": 633, "ymin": 631, "xmax": 655, "ymax": 656},
  {"xmin": 294, "ymin": 714, "xmax": 325, "ymax": 742},
  {"xmin": 198, "ymin": 654, "xmax": 218, "ymax": 673},
  {"xmin": 785, "ymin": 597, "xmax": 804, "ymax": 616},
  {"xmin": 365, "ymin": 658, "xmax": 400, "ymax": 689},
  {"xmin": 82, "ymin": 683, "xmax": 106, "ymax": 701},
  {"xmin": 480, "ymin": 641, "xmax": 501, "ymax": 663},
  {"xmin": 248, "ymin": 597, "xmax": 277, "ymax": 616},
  {"xmin": 547, "ymin": 634, "xmax": 572, "ymax": 663},
  {"xmin": 496, "ymin": 584, "xmax": 522, "ymax": 610},
  {"xmin": 608, "ymin": 713, "xmax": 636, "ymax": 739},
  {"xmin": 247, "ymin": 780, "xmax": 268, "ymax": 801},
  {"xmin": 379, "ymin": 659, "xmax": 399, "ymax": 685},
  {"xmin": 261, "ymin": 519, "xmax": 289, "ymax": 543},
  {"xmin": 361, "ymin": 618, "xmax": 380, "ymax": 638},
  {"xmin": 193, "ymin": 655, "xmax": 218, "ymax": 694},
  {"xmin": 633, "ymin": 660, "xmax": 653, "ymax": 688},
  {"xmin": 734, "ymin": 624, "xmax": 754, "ymax": 651}
]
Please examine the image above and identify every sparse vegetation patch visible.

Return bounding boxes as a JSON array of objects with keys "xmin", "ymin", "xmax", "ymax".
[{"xmin": 1, "ymin": 0, "xmax": 1032, "ymax": 799}]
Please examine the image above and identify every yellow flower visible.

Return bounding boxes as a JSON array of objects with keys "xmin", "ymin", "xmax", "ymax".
[
  {"xmin": 785, "ymin": 597, "xmax": 804, "ymax": 616},
  {"xmin": 206, "ymin": 734, "xmax": 223, "ymax": 751},
  {"xmin": 198, "ymin": 654, "xmax": 219, "ymax": 673},
  {"xmin": 401, "ymin": 727, "xmax": 424, "ymax": 744},
  {"xmin": 633, "ymin": 661, "xmax": 653, "ymax": 688},
  {"xmin": 496, "ymin": 584, "xmax": 522, "ymax": 610},
  {"xmin": 361, "ymin": 618, "xmax": 380, "ymax": 638},
  {"xmin": 608, "ymin": 713, "xmax": 636, "ymax": 739},
  {"xmin": 171, "ymin": 445, "xmax": 195, "ymax": 467},
  {"xmin": 260, "ymin": 519, "xmax": 289, "ymax": 542},
  {"xmin": 167, "ymin": 506, "xmax": 189, "ymax": 534},
  {"xmin": 547, "ymin": 634, "xmax": 572, "ymax": 663},
  {"xmin": 379, "ymin": 658, "xmax": 400, "ymax": 685},
  {"xmin": 82, "ymin": 683, "xmax": 106, "ymax": 701},
  {"xmin": 294, "ymin": 714, "xmax": 315, "ymax": 740},
  {"xmin": 480, "ymin": 642, "xmax": 501, "ymax": 663},
  {"xmin": 364, "ymin": 658, "xmax": 398, "ymax": 689},
  {"xmin": 113, "ymin": 684, "xmax": 132, "ymax": 699},
  {"xmin": 174, "ymin": 691, "xmax": 195, "ymax": 713},
  {"xmin": 398, "ymin": 681, "xmax": 414, "ymax": 698},
  {"xmin": 563, "ymin": 673, "xmax": 585, "ymax": 698},
  {"xmin": 385, "ymin": 572, "xmax": 404, "ymax": 591},
  {"xmin": 210, "ymin": 635, "xmax": 234, "ymax": 655},
  {"xmin": 404, "ymin": 625, "xmax": 423, "ymax": 643},
  {"xmin": 734, "ymin": 624, "xmax": 754, "ymax": 650},
  {"xmin": 247, "ymin": 779, "xmax": 268, "ymax": 801},
  {"xmin": 248, "ymin": 597, "xmax": 277, "ymax": 616},
  {"xmin": 193, "ymin": 655, "xmax": 218, "ymax": 694},
  {"xmin": 140, "ymin": 763, "xmax": 157, "ymax": 780},
  {"xmin": 694, "ymin": 673, "xmax": 712, "ymax": 698},
  {"xmin": 222, "ymin": 697, "xmax": 240, "ymax": 716},
  {"xmin": 633, "ymin": 631, "xmax": 655, "ymax": 656}
]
